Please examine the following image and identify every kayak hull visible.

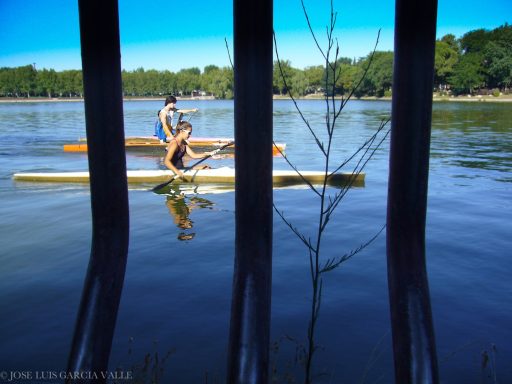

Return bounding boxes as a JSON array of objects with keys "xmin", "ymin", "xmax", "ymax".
[
  {"xmin": 64, "ymin": 137, "xmax": 286, "ymax": 156},
  {"xmin": 13, "ymin": 168, "xmax": 364, "ymax": 187}
]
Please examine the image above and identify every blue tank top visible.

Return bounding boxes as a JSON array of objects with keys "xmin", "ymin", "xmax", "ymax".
[{"xmin": 154, "ymin": 108, "xmax": 177, "ymax": 139}]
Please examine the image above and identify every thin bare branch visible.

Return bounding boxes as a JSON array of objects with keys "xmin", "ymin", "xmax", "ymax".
[
  {"xmin": 336, "ymin": 130, "xmax": 388, "ymax": 204},
  {"xmin": 273, "ymin": 205, "xmax": 316, "ymax": 253},
  {"xmin": 341, "ymin": 29, "xmax": 381, "ymax": 111},
  {"xmin": 330, "ymin": 117, "xmax": 390, "ymax": 176},
  {"xmin": 320, "ymin": 224, "xmax": 385, "ymax": 273},
  {"xmin": 330, "ymin": 45, "xmax": 345, "ymax": 130},
  {"xmin": 224, "ymin": 38, "xmax": 234, "ymax": 70},
  {"xmin": 324, "ymin": 125, "xmax": 390, "ymax": 221},
  {"xmin": 359, "ymin": 330, "xmax": 390, "ymax": 384},
  {"xmin": 273, "ymin": 32, "xmax": 327, "ymax": 157},
  {"xmin": 273, "ymin": 141, "xmax": 322, "ymax": 197},
  {"xmin": 300, "ymin": 0, "xmax": 327, "ymax": 67},
  {"xmin": 323, "ymin": 132, "xmax": 387, "ymax": 223},
  {"xmin": 316, "ymin": 279, "xmax": 323, "ymax": 315},
  {"xmin": 308, "ymin": 246, "xmax": 315, "ymax": 282},
  {"xmin": 273, "ymin": 2, "xmax": 387, "ymax": 381}
]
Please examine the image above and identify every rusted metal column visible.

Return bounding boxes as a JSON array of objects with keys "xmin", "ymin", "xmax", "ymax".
[
  {"xmin": 66, "ymin": 0, "xmax": 129, "ymax": 380},
  {"xmin": 227, "ymin": 0, "xmax": 273, "ymax": 382},
  {"xmin": 386, "ymin": 0, "xmax": 439, "ymax": 382}
]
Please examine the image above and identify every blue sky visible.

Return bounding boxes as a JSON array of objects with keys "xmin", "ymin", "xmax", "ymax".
[{"xmin": 0, "ymin": 0, "xmax": 509, "ymax": 72}]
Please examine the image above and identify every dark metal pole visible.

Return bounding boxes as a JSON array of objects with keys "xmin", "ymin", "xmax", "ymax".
[
  {"xmin": 67, "ymin": 0, "xmax": 129, "ymax": 380},
  {"xmin": 227, "ymin": 0, "xmax": 273, "ymax": 382},
  {"xmin": 386, "ymin": 0, "xmax": 439, "ymax": 382}
]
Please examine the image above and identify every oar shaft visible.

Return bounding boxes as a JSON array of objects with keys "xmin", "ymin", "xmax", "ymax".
[{"xmin": 185, "ymin": 142, "xmax": 231, "ymax": 169}]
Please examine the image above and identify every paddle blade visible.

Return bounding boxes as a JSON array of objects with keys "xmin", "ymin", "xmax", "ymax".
[{"xmin": 152, "ymin": 175, "xmax": 178, "ymax": 192}]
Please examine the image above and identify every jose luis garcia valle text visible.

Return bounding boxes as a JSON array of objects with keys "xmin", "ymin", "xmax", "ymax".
[{"xmin": 0, "ymin": 370, "xmax": 133, "ymax": 382}]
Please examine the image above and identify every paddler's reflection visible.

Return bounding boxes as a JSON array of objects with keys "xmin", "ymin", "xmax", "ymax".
[{"xmin": 165, "ymin": 189, "xmax": 215, "ymax": 241}]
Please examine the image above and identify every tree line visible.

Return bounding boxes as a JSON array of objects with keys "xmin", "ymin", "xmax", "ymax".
[{"xmin": 1, "ymin": 24, "xmax": 510, "ymax": 99}]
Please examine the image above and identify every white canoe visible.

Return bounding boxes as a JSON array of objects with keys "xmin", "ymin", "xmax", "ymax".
[{"xmin": 13, "ymin": 167, "xmax": 364, "ymax": 186}]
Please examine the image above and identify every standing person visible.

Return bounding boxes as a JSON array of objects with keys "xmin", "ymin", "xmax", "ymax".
[
  {"xmin": 155, "ymin": 95, "xmax": 198, "ymax": 142},
  {"xmin": 164, "ymin": 121, "xmax": 212, "ymax": 177}
]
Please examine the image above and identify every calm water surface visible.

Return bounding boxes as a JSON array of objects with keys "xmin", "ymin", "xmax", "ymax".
[{"xmin": 0, "ymin": 99, "xmax": 511, "ymax": 383}]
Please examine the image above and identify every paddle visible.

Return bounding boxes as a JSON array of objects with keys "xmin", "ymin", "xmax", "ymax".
[{"xmin": 152, "ymin": 141, "xmax": 235, "ymax": 192}]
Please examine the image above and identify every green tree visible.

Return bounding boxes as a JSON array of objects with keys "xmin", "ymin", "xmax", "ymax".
[
  {"xmin": 450, "ymin": 53, "xmax": 485, "ymax": 94},
  {"xmin": 161, "ymin": 70, "xmax": 177, "ymax": 95},
  {"xmin": 371, "ymin": 51, "xmax": 394, "ymax": 96},
  {"xmin": 36, "ymin": 68, "xmax": 59, "ymax": 97},
  {"xmin": 460, "ymin": 28, "xmax": 489, "ymax": 54},
  {"xmin": 15, "ymin": 65, "xmax": 37, "ymax": 97},
  {"xmin": 484, "ymin": 24, "xmax": 512, "ymax": 89},
  {"xmin": 340, "ymin": 63, "xmax": 364, "ymax": 97},
  {"xmin": 58, "ymin": 70, "xmax": 82, "ymax": 97},
  {"xmin": 176, "ymin": 67, "xmax": 201, "ymax": 95},
  {"xmin": 133, "ymin": 67, "xmax": 148, "ymax": 95},
  {"xmin": 434, "ymin": 40, "xmax": 459, "ymax": 90},
  {"xmin": 145, "ymin": 69, "xmax": 161, "ymax": 96},
  {"xmin": 358, "ymin": 51, "xmax": 393, "ymax": 96},
  {"xmin": 201, "ymin": 65, "xmax": 220, "ymax": 95},
  {"xmin": 484, "ymin": 41, "xmax": 512, "ymax": 89},
  {"xmin": 0, "ymin": 67, "xmax": 16, "ymax": 96},
  {"xmin": 201, "ymin": 66, "xmax": 233, "ymax": 99},
  {"xmin": 2, "ymin": 23, "xmax": 509, "ymax": 100},
  {"xmin": 337, "ymin": 57, "xmax": 354, "ymax": 65},
  {"xmin": 273, "ymin": 60, "xmax": 294, "ymax": 95},
  {"xmin": 290, "ymin": 69, "xmax": 308, "ymax": 96},
  {"xmin": 121, "ymin": 70, "xmax": 136, "ymax": 96},
  {"xmin": 72, "ymin": 70, "xmax": 83, "ymax": 97},
  {"xmin": 323, "ymin": 60, "xmax": 344, "ymax": 96},
  {"xmin": 441, "ymin": 33, "xmax": 460, "ymax": 53},
  {"xmin": 204, "ymin": 65, "xmax": 220, "ymax": 75},
  {"xmin": 303, "ymin": 65, "xmax": 324, "ymax": 93}
]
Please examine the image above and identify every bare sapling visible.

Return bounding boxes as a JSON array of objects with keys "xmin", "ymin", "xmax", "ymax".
[{"xmin": 273, "ymin": 0, "xmax": 390, "ymax": 382}]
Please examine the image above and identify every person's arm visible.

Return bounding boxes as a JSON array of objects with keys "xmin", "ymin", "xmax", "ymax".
[
  {"xmin": 159, "ymin": 109, "xmax": 173, "ymax": 138},
  {"xmin": 164, "ymin": 141, "xmax": 184, "ymax": 177},
  {"xmin": 176, "ymin": 108, "xmax": 199, "ymax": 114},
  {"xmin": 185, "ymin": 145, "xmax": 212, "ymax": 159}
]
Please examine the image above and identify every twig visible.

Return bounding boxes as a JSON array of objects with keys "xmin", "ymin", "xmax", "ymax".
[
  {"xmin": 273, "ymin": 1, "xmax": 389, "ymax": 383},
  {"xmin": 359, "ymin": 330, "xmax": 390, "ymax": 384},
  {"xmin": 273, "ymin": 140, "xmax": 321, "ymax": 196},
  {"xmin": 329, "ymin": 117, "xmax": 390, "ymax": 176},
  {"xmin": 224, "ymin": 38, "xmax": 234, "ymax": 70},
  {"xmin": 320, "ymin": 224, "xmax": 385, "ymax": 273},
  {"xmin": 341, "ymin": 30, "xmax": 381, "ymax": 111},
  {"xmin": 323, "ymin": 126, "xmax": 390, "ymax": 221},
  {"xmin": 273, "ymin": 205, "xmax": 316, "ymax": 253},
  {"xmin": 273, "ymin": 32, "xmax": 327, "ymax": 157},
  {"xmin": 300, "ymin": 0, "xmax": 337, "ymax": 74}
]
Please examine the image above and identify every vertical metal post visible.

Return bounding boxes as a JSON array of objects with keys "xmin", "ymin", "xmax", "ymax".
[
  {"xmin": 67, "ymin": 0, "xmax": 129, "ymax": 379},
  {"xmin": 386, "ymin": 0, "xmax": 439, "ymax": 382},
  {"xmin": 227, "ymin": 0, "xmax": 273, "ymax": 382}
]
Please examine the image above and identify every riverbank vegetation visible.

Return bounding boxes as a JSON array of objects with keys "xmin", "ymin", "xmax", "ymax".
[{"xmin": 0, "ymin": 24, "xmax": 510, "ymax": 99}]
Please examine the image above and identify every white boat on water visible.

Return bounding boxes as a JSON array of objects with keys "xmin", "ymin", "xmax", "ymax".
[{"xmin": 13, "ymin": 167, "xmax": 364, "ymax": 187}]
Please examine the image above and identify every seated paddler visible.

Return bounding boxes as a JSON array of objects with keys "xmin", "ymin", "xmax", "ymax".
[{"xmin": 164, "ymin": 121, "xmax": 212, "ymax": 178}]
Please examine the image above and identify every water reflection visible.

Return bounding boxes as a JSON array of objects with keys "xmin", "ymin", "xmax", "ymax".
[{"xmin": 163, "ymin": 186, "xmax": 216, "ymax": 241}]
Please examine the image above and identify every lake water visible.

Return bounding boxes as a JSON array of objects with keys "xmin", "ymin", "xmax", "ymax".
[{"xmin": 0, "ymin": 99, "xmax": 511, "ymax": 383}]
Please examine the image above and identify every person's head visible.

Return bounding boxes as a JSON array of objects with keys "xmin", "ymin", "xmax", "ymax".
[
  {"xmin": 165, "ymin": 95, "xmax": 177, "ymax": 106},
  {"xmin": 176, "ymin": 121, "xmax": 193, "ymax": 137}
]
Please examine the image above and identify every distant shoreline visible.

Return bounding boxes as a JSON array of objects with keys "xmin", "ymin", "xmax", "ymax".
[{"xmin": 1, "ymin": 94, "xmax": 511, "ymax": 103}]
